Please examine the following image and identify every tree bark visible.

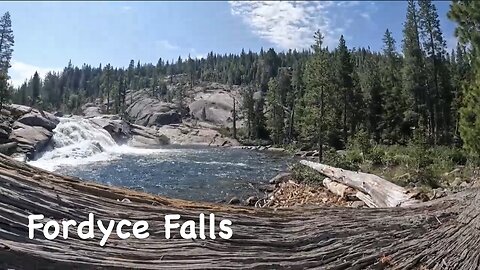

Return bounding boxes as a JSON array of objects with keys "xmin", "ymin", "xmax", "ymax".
[{"xmin": 0, "ymin": 154, "xmax": 478, "ymax": 269}]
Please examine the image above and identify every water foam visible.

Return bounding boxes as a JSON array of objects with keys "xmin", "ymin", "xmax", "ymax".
[{"xmin": 29, "ymin": 117, "xmax": 167, "ymax": 171}]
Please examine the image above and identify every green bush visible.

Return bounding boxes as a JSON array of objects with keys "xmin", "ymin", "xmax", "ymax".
[
  {"xmin": 348, "ymin": 129, "xmax": 372, "ymax": 154},
  {"xmin": 366, "ymin": 146, "xmax": 386, "ymax": 166},
  {"xmin": 346, "ymin": 149, "xmax": 363, "ymax": 164},
  {"xmin": 290, "ymin": 163, "xmax": 324, "ymax": 184},
  {"xmin": 448, "ymin": 148, "xmax": 468, "ymax": 165},
  {"xmin": 413, "ymin": 166, "xmax": 440, "ymax": 188}
]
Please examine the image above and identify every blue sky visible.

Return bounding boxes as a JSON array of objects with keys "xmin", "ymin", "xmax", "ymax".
[{"xmin": 2, "ymin": 1, "xmax": 457, "ymax": 86}]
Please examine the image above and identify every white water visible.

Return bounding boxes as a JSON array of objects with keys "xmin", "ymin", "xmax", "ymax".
[{"xmin": 29, "ymin": 117, "xmax": 167, "ymax": 171}]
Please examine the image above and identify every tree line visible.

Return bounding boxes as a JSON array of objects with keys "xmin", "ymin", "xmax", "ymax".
[{"xmin": 2, "ymin": 0, "xmax": 480, "ymax": 159}]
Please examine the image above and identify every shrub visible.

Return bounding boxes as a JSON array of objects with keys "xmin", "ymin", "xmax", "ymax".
[
  {"xmin": 366, "ymin": 146, "xmax": 386, "ymax": 166},
  {"xmin": 448, "ymin": 148, "xmax": 468, "ymax": 166},
  {"xmin": 291, "ymin": 163, "xmax": 324, "ymax": 184},
  {"xmin": 323, "ymin": 149, "xmax": 360, "ymax": 171}
]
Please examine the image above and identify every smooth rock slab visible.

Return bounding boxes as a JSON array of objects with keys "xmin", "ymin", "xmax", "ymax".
[
  {"xmin": 9, "ymin": 125, "xmax": 53, "ymax": 158},
  {"xmin": 17, "ymin": 112, "xmax": 58, "ymax": 131}
]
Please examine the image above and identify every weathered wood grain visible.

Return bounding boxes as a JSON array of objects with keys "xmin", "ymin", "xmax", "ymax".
[{"xmin": 0, "ymin": 154, "xmax": 477, "ymax": 269}]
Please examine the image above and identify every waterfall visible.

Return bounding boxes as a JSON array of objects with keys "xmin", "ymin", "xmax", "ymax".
[{"xmin": 28, "ymin": 116, "xmax": 165, "ymax": 171}]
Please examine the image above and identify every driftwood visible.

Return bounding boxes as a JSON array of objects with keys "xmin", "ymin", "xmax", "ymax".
[
  {"xmin": 0, "ymin": 154, "xmax": 479, "ymax": 269},
  {"xmin": 322, "ymin": 178, "xmax": 376, "ymax": 207},
  {"xmin": 322, "ymin": 178, "xmax": 353, "ymax": 198},
  {"xmin": 300, "ymin": 160, "xmax": 420, "ymax": 207}
]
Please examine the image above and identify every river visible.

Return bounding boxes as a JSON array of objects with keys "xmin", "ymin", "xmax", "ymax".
[{"xmin": 29, "ymin": 117, "xmax": 291, "ymax": 202}]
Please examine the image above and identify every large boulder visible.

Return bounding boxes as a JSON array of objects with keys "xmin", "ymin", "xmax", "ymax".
[
  {"xmin": 17, "ymin": 111, "xmax": 59, "ymax": 131},
  {"xmin": 6, "ymin": 104, "xmax": 32, "ymax": 118},
  {"xmin": 88, "ymin": 116, "xmax": 170, "ymax": 147},
  {"xmin": 0, "ymin": 126, "xmax": 9, "ymax": 141},
  {"xmin": 89, "ymin": 117, "xmax": 132, "ymax": 144},
  {"xmin": 0, "ymin": 105, "xmax": 59, "ymax": 158},
  {"xmin": 187, "ymin": 83, "xmax": 244, "ymax": 128},
  {"xmin": 147, "ymin": 112, "xmax": 182, "ymax": 126},
  {"xmin": 128, "ymin": 124, "xmax": 170, "ymax": 148},
  {"xmin": 125, "ymin": 92, "xmax": 182, "ymax": 127},
  {"xmin": 189, "ymin": 92, "xmax": 236, "ymax": 126},
  {"xmin": 82, "ymin": 103, "xmax": 102, "ymax": 118},
  {"xmin": 156, "ymin": 122, "xmax": 239, "ymax": 147},
  {"xmin": 9, "ymin": 122, "xmax": 53, "ymax": 159},
  {"xmin": 0, "ymin": 117, "xmax": 11, "ymax": 143},
  {"xmin": 128, "ymin": 134, "xmax": 169, "ymax": 148}
]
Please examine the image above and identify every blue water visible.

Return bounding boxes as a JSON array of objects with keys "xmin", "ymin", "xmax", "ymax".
[{"xmin": 57, "ymin": 146, "xmax": 291, "ymax": 202}]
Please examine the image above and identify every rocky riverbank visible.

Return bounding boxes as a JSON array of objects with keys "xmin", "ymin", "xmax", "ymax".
[
  {"xmin": 0, "ymin": 104, "xmax": 59, "ymax": 159},
  {"xmin": 0, "ymin": 104, "xmax": 174, "ymax": 160},
  {"xmin": 0, "ymin": 81, "xmax": 246, "ymax": 159}
]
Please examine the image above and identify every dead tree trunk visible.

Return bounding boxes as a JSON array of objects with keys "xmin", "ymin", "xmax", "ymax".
[
  {"xmin": 0, "ymin": 154, "xmax": 478, "ymax": 269},
  {"xmin": 300, "ymin": 160, "xmax": 420, "ymax": 207}
]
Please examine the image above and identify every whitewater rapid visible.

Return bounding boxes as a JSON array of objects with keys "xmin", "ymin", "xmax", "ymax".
[{"xmin": 28, "ymin": 117, "xmax": 168, "ymax": 171}]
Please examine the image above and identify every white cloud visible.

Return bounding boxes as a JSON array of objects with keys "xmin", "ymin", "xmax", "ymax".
[
  {"xmin": 8, "ymin": 60, "xmax": 61, "ymax": 87},
  {"xmin": 156, "ymin": 40, "xmax": 180, "ymax": 51},
  {"xmin": 337, "ymin": 1, "xmax": 360, "ymax": 7},
  {"xmin": 360, "ymin": 12, "xmax": 371, "ymax": 21},
  {"xmin": 229, "ymin": 1, "xmax": 375, "ymax": 49},
  {"xmin": 121, "ymin": 6, "xmax": 132, "ymax": 12}
]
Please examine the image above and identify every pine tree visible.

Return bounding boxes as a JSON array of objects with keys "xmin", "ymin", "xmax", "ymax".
[
  {"xmin": 242, "ymin": 86, "xmax": 255, "ymax": 139},
  {"xmin": 418, "ymin": 0, "xmax": 450, "ymax": 143},
  {"xmin": 402, "ymin": 0, "xmax": 427, "ymax": 139},
  {"xmin": 232, "ymin": 96, "xmax": 237, "ymax": 139},
  {"xmin": 127, "ymin": 60, "xmax": 135, "ymax": 89},
  {"xmin": 117, "ymin": 75, "xmax": 127, "ymax": 116},
  {"xmin": 266, "ymin": 77, "xmax": 283, "ymax": 144},
  {"xmin": 335, "ymin": 35, "xmax": 354, "ymax": 146},
  {"xmin": 253, "ymin": 89, "xmax": 267, "ymax": 140},
  {"xmin": 0, "ymin": 11, "xmax": 14, "ymax": 109},
  {"xmin": 381, "ymin": 29, "xmax": 405, "ymax": 143},
  {"xmin": 32, "ymin": 72, "xmax": 40, "ymax": 106},
  {"xmin": 17, "ymin": 81, "xmax": 27, "ymax": 105},
  {"xmin": 175, "ymin": 84, "xmax": 187, "ymax": 116},
  {"xmin": 187, "ymin": 55, "xmax": 195, "ymax": 89},
  {"xmin": 288, "ymin": 61, "xmax": 303, "ymax": 141},
  {"xmin": 449, "ymin": 0, "xmax": 480, "ymax": 156},
  {"xmin": 361, "ymin": 56, "xmax": 384, "ymax": 142},
  {"xmin": 302, "ymin": 31, "xmax": 332, "ymax": 161},
  {"xmin": 101, "ymin": 64, "xmax": 113, "ymax": 113},
  {"xmin": 451, "ymin": 43, "xmax": 470, "ymax": 139},
  {"xmin": 151, "ymin": 70, "xmax": 158, "ymax": 97}
]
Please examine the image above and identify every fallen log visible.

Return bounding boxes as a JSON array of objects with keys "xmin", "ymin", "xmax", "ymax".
[
  {"xmin": 322, "ymin": 178, "xmax": 375, "ymax": 207},
  {"xmin": 0, "ymin": 154, "xmax": 479, "ymax": 269},
  {"xmin": 322, "ymin": 177, "xmax": 353, "ymax": 198},
  {"xmin": 355, "ymin": 190, "xmax": 378, "ymax": 208},
  {"xmin": 300, "ymin": 160, "xmax": 420, "ymax": 207}
]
